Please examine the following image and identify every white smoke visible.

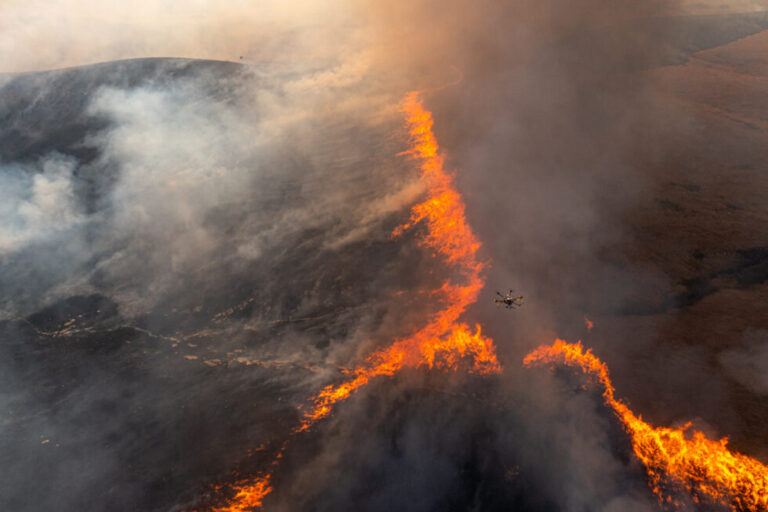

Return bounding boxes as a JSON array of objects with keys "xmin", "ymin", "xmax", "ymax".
[{"xmin": 0, "ymin": 153, "xmax": 82, "ymax": 254}]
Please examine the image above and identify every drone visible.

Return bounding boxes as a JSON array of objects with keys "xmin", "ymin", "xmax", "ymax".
[{"xmin": 494, "ymin": 290, "xmax": 524, "ymax": 309}]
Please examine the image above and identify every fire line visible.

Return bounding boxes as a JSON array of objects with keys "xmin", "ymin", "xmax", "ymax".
[
  {"xmin": 294, "ymin": 90, "xmax": 501, "ymax": 432},
  {"xmin": 193, "ymin": 89, "xmax": 768, "ymax": 512},
  {"xmin": 524, "ymin": 340, "xmax": 768, "ymax": 511},
  {"xmin": 199, "ymin": 90, "xmax": 501, "ymax": 511}
]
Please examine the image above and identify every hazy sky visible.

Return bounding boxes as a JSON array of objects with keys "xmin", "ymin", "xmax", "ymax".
[
  {"xmin": 0, "ymin": 0, "xmax": 362, "ymax": 72},
  {"xmin": 1, "ymin": 0, "xmax": 765, "ymax": 73}
]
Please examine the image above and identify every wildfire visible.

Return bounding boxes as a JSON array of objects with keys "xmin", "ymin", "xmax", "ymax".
[
  {"xmin": 203, "ymin": 90, "xmax": 500, "ymax": 511},
  {"xmin": 211, "ymin": 477, "xmax": 271, "ymax": 512},
  {"xmin": 524, "ymin": 340, "xmax": 768, "ymax": 511},
  {"xmin": 295, "ymin": 91, "xmax": 500, "ymax": 431}
]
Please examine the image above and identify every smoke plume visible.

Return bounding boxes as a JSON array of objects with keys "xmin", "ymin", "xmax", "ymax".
[{"xmin": 2, "ymin": 1, "xmax": 768, "ymax": 511}]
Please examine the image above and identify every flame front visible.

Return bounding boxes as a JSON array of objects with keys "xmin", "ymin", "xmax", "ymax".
[
  {"xmin": 524, "ymin": 340, "xmax": 768, "ymax": 511},
  {"xmin": 296, "ymin": 91, "xmax": 500, "ymax": 431},
  {"xmin": 206, "ymin": 91, "xmax": 500, "ymax": 511}
]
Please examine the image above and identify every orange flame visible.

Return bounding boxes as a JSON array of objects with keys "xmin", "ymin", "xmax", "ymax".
[
  {"xmin": 203, "ymin": 91, "xmax": 500, "ymax": 511},
  {"xmin": 584, "ymin": 316, "xmax": 594, "ymax": 331},
  {"xmin": 524, "ymin": 340, "xmax": 768, "ymax": 511},
  {"xmin": 211, "ymin": 477, "xmax": 272, "ymax": 512},
  {"xmin": 296, "ymin": 91, "xmax": 500, "ymax": 431}
]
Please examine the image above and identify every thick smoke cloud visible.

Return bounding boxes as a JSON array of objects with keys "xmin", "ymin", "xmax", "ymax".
[
  {"xmin": 0, "ymin": 153, "xmax": 83, "ymax": 254},
  {"xmin": 0, "ymin": 54, "xmax": 430, "ymax": 510},
  {"xmin": 2, "ymin": 1, "xmax": 768, "ymax": 511}
]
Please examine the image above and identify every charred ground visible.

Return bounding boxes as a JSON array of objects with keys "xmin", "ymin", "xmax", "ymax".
[{"xmin": 3, "ymin": 9, "xmax": 768, "ymax": 512}]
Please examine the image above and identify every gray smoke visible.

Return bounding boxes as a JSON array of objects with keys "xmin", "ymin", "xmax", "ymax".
[{"xmin": 2, "ymin": 1, "xmax": 768, "ymax": 511}]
